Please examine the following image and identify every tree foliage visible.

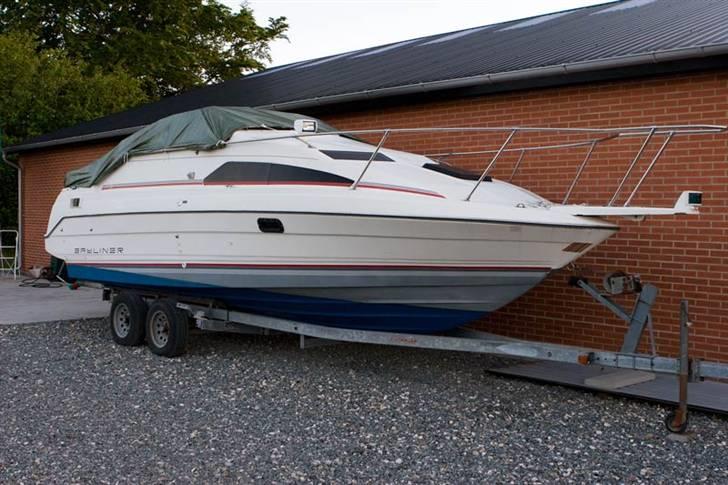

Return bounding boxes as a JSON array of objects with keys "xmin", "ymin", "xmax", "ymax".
[
  {"xmin": 0, "ymin": 0, "xmax": 288, "ymax": 98},
  {"xmin": 0, "ymin": 31, "xmax": 148, "ymax": 229},
  {"xmin": 0, "ymin": 1, "xmax": 288, "ymax": 229}
]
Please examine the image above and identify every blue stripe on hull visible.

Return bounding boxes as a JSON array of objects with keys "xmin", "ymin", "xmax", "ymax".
[{"xmin": 68, "ymin": 265, "xmax": 483, "ymax": 333}]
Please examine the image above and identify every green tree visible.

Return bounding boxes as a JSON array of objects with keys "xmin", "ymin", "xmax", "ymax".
[
  {"xmin": 0, "ymin": 1, "xmax": 288, "ymax": 98},
  {"xmin": 0, "ymin": 31, "xmax": 148, "ymax": 229}
]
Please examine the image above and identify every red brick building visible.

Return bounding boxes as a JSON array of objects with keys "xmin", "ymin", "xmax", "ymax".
[{"xmin": 7, "ymin": 0, "xmax": 728, "ymax": 360}]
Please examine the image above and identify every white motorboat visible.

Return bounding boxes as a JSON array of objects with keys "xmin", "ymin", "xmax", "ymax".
[{"xmin": 45, "ymin": 107, "xmax": 722, "ymax": 332}]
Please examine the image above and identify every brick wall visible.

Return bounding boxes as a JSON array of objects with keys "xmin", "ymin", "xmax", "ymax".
[
  {"xmin": 320, "ymin": 70, "xmax": 728, "ymax": 361},
  {"xmin": 20, "ymin": 141, "xmax": 116, "ymax": 272},
  {"xmin": 18, "ymin": 70, "xmax": 728, "ymax": 361}
]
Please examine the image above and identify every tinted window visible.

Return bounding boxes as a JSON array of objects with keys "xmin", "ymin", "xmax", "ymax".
[
  {"xmin": 320, "ymin": 150, "xmax": 393, "ymax": 161},
  {"xmin": 423, "ymin": 162, "xmax": 483, "ymax": 181},
  {"xmin": 205, "ymin": 162, "xmax": 352, "ymax": 184}
]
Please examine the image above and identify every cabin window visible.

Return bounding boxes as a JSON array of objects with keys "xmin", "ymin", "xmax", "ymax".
[
  {"xmin": 204, "ymin": 161, "xmax": 353, "ymax": 185},
  {"xmin": 319, "ymin": 150, "xmax": 393, "ymax": 162},
  {"xmin": 423, "ymin": 162, "xmax": 486, "ymax": 181}
]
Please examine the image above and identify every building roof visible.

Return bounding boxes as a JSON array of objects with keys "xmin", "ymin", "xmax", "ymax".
[{"xmin": 9, "ymin": 0, "xmax": 728, "ymax": 154}]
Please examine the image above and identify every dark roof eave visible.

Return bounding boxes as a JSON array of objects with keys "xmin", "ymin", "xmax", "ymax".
[
  {"xmin": 6, "ymin": 125, "xmax": 145, "ymax": 154},
  {"xmin": 7, "ymin": 43, "xmax": 728, "ymax": 154},
  {"xmin": 261, "ymin": 44, "xmax": 728, "ymax": 110}
]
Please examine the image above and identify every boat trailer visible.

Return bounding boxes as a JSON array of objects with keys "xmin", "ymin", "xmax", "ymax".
[{"xmin": 104, "ymin": 271, "xmax": 728, "ymax": 435}]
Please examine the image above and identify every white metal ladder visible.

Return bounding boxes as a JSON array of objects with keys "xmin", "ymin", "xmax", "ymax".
[{"xmin": 0, "ymin": 229, "xmax": 19, "ymax": 279}]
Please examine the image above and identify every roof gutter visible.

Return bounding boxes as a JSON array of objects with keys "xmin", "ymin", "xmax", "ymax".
[
  {"xmin": 1, "ymin": 147, "xmax": 22, "ymax": 270},
  {"xmin": 4, "ymin": 125, "xmax": 145, "ymax": 154},
  {"xmin": 261, "ymin": 44, "xmax": 728, "ymax": 111}
]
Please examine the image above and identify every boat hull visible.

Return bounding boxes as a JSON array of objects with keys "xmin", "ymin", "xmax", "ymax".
[
  {"xmin": 67, "ymin": 264, "xmax": 549, "ymax": 332},
  {"xmin": 49, "ymin": 206, "xmax": 615, "ymax": 333}
]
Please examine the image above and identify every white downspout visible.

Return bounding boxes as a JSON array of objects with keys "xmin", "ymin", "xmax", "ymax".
[{"xmin": 1, "ymin": 149, "xmax": 21, "ymax": 271}]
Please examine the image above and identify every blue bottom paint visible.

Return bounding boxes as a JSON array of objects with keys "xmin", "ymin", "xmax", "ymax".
[{"xmin": 69, "ymin": 265, "xmax": 482, "ymax": 333}]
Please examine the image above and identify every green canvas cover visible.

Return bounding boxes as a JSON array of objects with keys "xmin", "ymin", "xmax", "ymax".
[{"xmin": 64, "ymin": 106, "xmax": 336, "ymax": 187}]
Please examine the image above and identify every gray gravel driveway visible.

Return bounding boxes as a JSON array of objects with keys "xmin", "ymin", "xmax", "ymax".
[{"xmin": 1, "ymin": 319, "xmax": 727, "ymax": 483}]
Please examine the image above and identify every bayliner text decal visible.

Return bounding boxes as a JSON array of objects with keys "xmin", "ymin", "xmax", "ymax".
[{"xmin": 74, "ymin": 247, "xmax": 124, "ymax": 255}]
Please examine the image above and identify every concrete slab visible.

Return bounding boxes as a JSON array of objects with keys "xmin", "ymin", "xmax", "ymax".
[
  {"xmin": 491, "ymin": 361, "xmax": 728, "ymax": 415},
  {"xmin": 584, "ymin": 370, "xmax": 656, "ymax": 390},
  {"xmin": 0, "ymin": 276, "xmax": 109, "ymax": 324}
]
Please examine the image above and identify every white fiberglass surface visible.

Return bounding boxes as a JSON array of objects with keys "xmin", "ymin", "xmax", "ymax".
[{"xmin": 99, "ymin": 130, "xmax": 553, "ymax": 209}]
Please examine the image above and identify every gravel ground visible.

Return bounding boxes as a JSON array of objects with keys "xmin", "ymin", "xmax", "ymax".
[{"xmin": 1, "ymin": 319, "xmax": 727, "ymax": 484}]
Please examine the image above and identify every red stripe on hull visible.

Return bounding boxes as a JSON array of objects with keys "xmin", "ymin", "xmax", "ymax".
[
  {"xmin": 68, "ymin": 262, "xmax": 551, "ymax": 272},
  {"xmin": 102, "ymin": 180, "xmax": 444, "ymax": 198}
]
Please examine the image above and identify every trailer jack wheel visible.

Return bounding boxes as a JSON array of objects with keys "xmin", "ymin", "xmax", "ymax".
[
  {"xmin": 146, "ymin": 299, "xmax": 189, "ymax": 357},
  {"xmin": 110, "ymin": 292, "xmax": 148, "ymax": 346},
  {"xmin": 664, "ymin": 410, "xmax": 689, "ymax": 434}
]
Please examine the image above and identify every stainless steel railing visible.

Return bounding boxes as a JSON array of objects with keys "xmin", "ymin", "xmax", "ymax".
[
  {"xmin": 160, "ymin": 124, "xmax": 728, "ymax": 206},
  {"xmin": 325, "ymin": 124, "xmax": 724, "ymax": 206}
]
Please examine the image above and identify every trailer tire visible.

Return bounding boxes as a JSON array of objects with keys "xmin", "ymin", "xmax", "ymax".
[
  {"xmin": 146, "ymin": 299, "xmax": 189, "ymax": 357},
  {"xmin": 110, "ymin": 292, "xmax": 148, "ymax": 346}
]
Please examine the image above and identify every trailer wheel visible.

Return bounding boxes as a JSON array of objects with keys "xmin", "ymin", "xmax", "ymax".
[
  {"xmin": 110, "ymin": 292, "xmax": 148, "ymax": 346},
  {"xmin": 664, "ymin": 410, "xmax": 689, "ymax": 434},
  {"xmin": 146, "ymin": 299, "xmax": 189, "ymax": 357}
]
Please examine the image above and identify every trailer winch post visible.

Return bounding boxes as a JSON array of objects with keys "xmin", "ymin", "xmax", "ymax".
[{"xmin": 570, "ymin": 277, "xmax": 657, "ymax": 354}]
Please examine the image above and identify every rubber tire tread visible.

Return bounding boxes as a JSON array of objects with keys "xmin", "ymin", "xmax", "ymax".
[
  {"xmin": 110, "ymin": 292, "xmax": 148, "ymax": 346},
  {"xmin": 146, "ymin": 299, "xmax": 189, "ymax": 357}
]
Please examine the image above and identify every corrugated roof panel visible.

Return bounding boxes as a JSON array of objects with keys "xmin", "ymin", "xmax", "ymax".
[
  {"xmin": 352, "ymin": 39, "xmax": 420, "ymax": 58},
  {"xmin": 244, "ymin": 60, "xmax": 307, "ymax": 78},
  {"xmin": 12, "ymin": 0, "xmax": 728, "ymax": 152},
  {"xmin": 497, "ymin": 11, "xmax": 573, "ymax": 31},
  {"xmin": 294, "ymin": 52, "xmax": 357, "ymax": 69},
  {"xmin": 592, "ymin": 0, "xmax": 658, "ymax": 14},
  {"xmin": 420, "ymin": 26, "xmax": 491, "ymax": 45}
]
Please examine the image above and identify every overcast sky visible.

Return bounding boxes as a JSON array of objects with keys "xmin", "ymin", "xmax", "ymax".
[{"xmin": 223, "ymin": 0, "xmax": 611, "ymax": 67}]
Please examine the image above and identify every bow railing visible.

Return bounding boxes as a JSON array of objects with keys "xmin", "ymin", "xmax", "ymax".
[{"xmin": 222, "ymin": 124, "xmax": 728, "ymax": 206}]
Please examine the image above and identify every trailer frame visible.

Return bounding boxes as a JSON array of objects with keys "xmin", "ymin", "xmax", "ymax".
[{"xmin": 103, "ymin": 280, "xmax": 728, "ymax": 434}]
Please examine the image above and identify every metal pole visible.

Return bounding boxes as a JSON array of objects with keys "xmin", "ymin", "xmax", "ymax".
[
  {"xmin": 608, "ymin": 127, "xmax": 656, "ymax": 206},
  {"xmin": 464, "ymin": 129, "xmax": 517, "ymax": 201},
  {"xmin": 563, "ymin": 140, "xmax": 598, "ymax": 204},
  {"xmin": 623, "ymin": 132, "xmax": 674, "ymax": 207},
  {"xmin": 508, "ymin": 149, "xmax": 526, "ymax": 183},
  {"xmin": 350, "ymin": 130, "xmax": 390, "ymax": 190},
  {"xmin": 425, "ymin": 135, "xmax": 614, "ymax": 159},
  {"xmin": 667, "ymin": 300, "xmax": 690, "ymax": 433}
]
